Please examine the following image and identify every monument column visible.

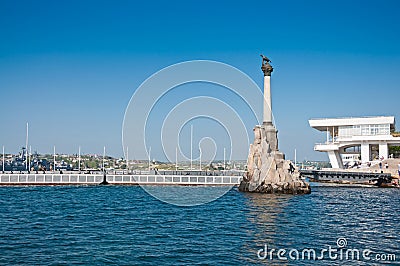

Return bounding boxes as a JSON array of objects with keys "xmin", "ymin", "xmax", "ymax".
[
  {"xmin": 239, "ymin": 55, "xmax": 311, "ymax": 194},
  {"xmin": 263, "ymin": 75, "xmax": 272, "ymax": 125},
  {"xmin": 238, "ymin": 54, "xmax": 311, "ymax": 194},
  {"xmin": 260, "ymin": 55, "xmax": 278, "ymax": 151}
]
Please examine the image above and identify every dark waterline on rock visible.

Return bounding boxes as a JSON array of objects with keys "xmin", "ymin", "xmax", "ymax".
[{"xmin": 0, "ymin": 185, "xmax": 399, "ymax": 265}]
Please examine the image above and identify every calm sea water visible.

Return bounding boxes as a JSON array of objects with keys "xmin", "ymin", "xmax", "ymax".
[{"xmin": 0, "ymin": 184, "xmax": 399, "ymax": 265}]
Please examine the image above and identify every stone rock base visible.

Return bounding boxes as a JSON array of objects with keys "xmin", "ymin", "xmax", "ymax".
[
  {"xmin": 238, "ymin": 179, "xmax": 311, "ymax": 194},
  {"xmin": 239, "ymin": 124, "xmax": 311, "ymax": 195}
]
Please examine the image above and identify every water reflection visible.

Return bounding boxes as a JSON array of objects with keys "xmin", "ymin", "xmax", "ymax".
[
  {"xmin": 241, "ymin": 193, "xmax": 292, "ymax": 264},
  {"xmin": 143, "ymin": 186, "xmax": 233, "ymax": 206},
  {"xmin": 239, "ymin": 187, "xmax": 400, "ymax": 265}
]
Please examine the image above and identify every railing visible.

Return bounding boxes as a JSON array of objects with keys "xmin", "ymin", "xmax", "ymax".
[
  {"xmin": 314, "ymin": 141, "xmax": 339, "ymax": 146},
  {"xmin": 0, "ymin": 174, "xmax": 103, "ymax": 184},
  {"xmin": 310, "ymin": 116, "xmax": 390, "ymax": 120},
  {"xmin": 0, "ymin": 174, "xmax": 242, "ymax": 185},
  {"xmin": 314, "ymin": 142, "xmax": 340, "ymax": 151}
]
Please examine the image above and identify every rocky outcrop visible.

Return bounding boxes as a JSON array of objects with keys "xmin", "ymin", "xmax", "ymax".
[{"xmin": 239, "ymin": 124, "xmax": 311, "ymax": 194}]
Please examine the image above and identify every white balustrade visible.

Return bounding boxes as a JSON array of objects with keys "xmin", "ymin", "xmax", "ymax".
[{"xmin": 0, "ymin": 173, "xmax": 242, "ymax": 185}]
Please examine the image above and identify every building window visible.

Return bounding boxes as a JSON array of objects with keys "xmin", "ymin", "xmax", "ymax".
[
  {"xmin": 338, "ymin": 125, "xmax": 361, "ymax": 137},
  {"xmin": 339, "ymin": 124, "xmax": 390, "ymax": 137},
  {"xmin": 361, "ymin": 124, "xmax": 390, "ymax": 136}
]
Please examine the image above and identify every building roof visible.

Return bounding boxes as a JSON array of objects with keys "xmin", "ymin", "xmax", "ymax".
[{"xmin": 309, "ymin": 116, "xmax": 395, "ymax": 131}]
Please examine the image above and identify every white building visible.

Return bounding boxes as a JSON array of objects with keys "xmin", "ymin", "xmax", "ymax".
[{"xmin": 309, "ymin": 116, "xmax": 400, "ymax": 169}]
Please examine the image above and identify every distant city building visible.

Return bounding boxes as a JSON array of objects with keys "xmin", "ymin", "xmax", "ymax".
[{"xmin": 309, "ymin": 116, "xmax": 400, "ymax": 168}]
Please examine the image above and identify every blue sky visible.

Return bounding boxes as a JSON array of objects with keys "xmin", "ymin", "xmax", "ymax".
[{"xmin": 0, "ymin": 0, "xmax": 399, "ymax": 161}]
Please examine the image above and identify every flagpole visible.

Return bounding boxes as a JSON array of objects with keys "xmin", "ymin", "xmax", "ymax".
[
  {"xmin": 25, "ymin": 122, "xmax": 28, "ymax": 170},
  {"xmin": 78, "ymin": 146, "xmax": 81, "ymax": 172},
  {"xmin": 148, "ymin": 147, "xmax": 151, "ymax": 171},
  {"xmin": 199, "ymin": 148, "xmax": 201, "ymax": 171},
  {"xmin": 190, "ymin": 125, "xmax": 193, "ymax": 170},
  {"xmin": 126, "ymin": 146, "xmax": 129, "ymax": 174},
  {"xmin": 223, "ymin": 148, "xmax": 226, "ymax": 171},
  {"xmin": 29, "ymin": 145, "xmax": 31, "ymax": 172},
  {"xmin": 102, "ymin": 146, "xmax": 106, "ymax": 173},
  {"xmin": 53, "ymin": 145, "xmax": 56, "ymax": 172},
  {"xmin": 175, "ymin": 147, "xmax": 178, "ymax": 171}
]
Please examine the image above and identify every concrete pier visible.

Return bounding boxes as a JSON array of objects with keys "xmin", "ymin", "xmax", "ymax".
[{"xmin": 300, "ymin": 169, "xmax": 392, "ymax": 186}]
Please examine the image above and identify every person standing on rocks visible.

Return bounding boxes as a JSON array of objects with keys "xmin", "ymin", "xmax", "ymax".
[{"xmin": 398, "ymin": 163, "xmax": 400, "ymax": 177}]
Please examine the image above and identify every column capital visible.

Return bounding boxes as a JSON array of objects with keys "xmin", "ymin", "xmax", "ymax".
[
  {"xmin": 261, "ymin": 64, "xmax": 273, "ymax": 76},
  {"xmin": 260, "ymin": 54, "xmax": 273, "ymax": 76}
]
